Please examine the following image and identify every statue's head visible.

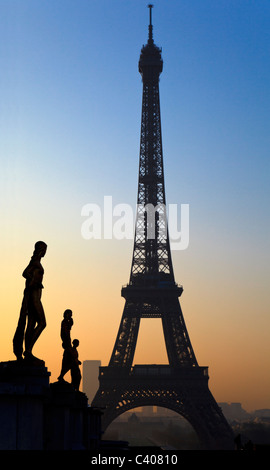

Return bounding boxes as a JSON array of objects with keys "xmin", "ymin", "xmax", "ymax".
[
  {"xmin": 73, "ymin": 339, "xmax": 79, "ymax": 347},
  {"xmin": 34, "ymin": 241, "xmax": 47, "ymax": 258},
  {"xmin": 63, "ymin": 309, "xmax": 72, "ymax": 319}
]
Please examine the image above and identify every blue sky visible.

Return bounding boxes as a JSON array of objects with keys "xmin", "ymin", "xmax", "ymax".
[
  {"xmin": 2, "ymin": 0, "xmax": 269, "ymax": 283},
  {"xmin": 0, "ymin": 0, "xmax": 270, "ymax": 409},
  {"xmin": 2, "ymin": 0, "xmax": 269, "ymax": 214}
]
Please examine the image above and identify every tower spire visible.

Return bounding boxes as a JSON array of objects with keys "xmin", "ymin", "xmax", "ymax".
[{"xmin": 148, "ymin": 4, "xmax": 154, "ymax": 44}]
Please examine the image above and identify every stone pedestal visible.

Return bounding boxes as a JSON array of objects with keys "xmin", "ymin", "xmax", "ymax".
[
  {"xmin": 44, "ymin": 381, "xmax": 89, "ymax": 450},
  {"xmin": 0, "ymin": 361, "xmax": 102, "ymax": 450},
  {"xmin": 0, "ymin": 360, "xmax": 50, "ymax": 450},
  {"xmin": 87, "ymin": 406, "xmax": 103, "ymax": 451}
]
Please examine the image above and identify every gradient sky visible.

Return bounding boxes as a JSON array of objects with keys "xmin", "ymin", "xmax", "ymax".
[{"xmin": 1, "ymin": 0, "xmax": 270, "ymax": 412}]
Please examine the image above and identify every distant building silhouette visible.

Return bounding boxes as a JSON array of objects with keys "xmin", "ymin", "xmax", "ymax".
[
  {"xmin": 253, "ymin": 409, "xmax": 270, "ymax": 418},
  {"xmin": 219, "ymin": 402, "xmax": 251, "ymax": 422},
  {"xmin": 82, "ymin": 360, "xmax": 101, "ymax": 405},
  {"xmin": 141, "ymin": 406, "xmax": 155, "ymax": 417}
]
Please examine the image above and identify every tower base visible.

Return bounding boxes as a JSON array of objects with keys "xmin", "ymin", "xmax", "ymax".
[{"xmin": 92, "ymin": 364, "xmax": 234, "ymax": 450}]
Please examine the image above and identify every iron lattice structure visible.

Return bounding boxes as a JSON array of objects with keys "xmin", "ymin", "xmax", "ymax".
[{"xmin": 92, "ymin": 6, "xmax": 234, "ymax": 450}]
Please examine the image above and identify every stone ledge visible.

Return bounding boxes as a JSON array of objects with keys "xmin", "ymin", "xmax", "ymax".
[{"xmin": 0, "ymin": 360, "xmax": 50, "ymax": 396}]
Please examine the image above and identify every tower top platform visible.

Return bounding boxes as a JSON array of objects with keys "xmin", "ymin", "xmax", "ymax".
[{"xmin": 139, "ymin": 4, "xmax": 163, "ymax": 79}]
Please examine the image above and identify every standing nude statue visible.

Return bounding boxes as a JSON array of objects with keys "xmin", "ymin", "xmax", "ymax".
[
  {"xmin": 70, "ymin": 339, "xmax": 82, "ymax": 391},
  {"xmin": 58, "ymin": 309, "xmax": 73, "ymax": 381},
  {"xmin": 58, "ymin": 311, "xmax": 82, "ymax": 390},
  {"xmin": 13, "ymin": 241, "xmax": 47, "ymax": 364}
]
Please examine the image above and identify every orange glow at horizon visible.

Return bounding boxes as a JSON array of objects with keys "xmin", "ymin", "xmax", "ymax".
[{"xmin": 1, "ymin": 234, "xmax": 269, "ymax": 414}]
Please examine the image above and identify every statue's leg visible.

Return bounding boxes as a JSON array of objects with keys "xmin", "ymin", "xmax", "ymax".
[
  {"xmin": 24, "ymin": 289, "xmax": 46, "ymax": 359},
  {"xmin": 58, "ymin": 349, "xmax": 72, "ymax": 380},
  {"xmin": 24, "ymin": 301, "xmax": 37, "ymax": 355},
  {"xmin": 13, "ymin": 291, "xmax": 29, "ymax": 360},
  {"xmin": 71, "ymin": 366, "xmax": 81, "ymax": 391}
]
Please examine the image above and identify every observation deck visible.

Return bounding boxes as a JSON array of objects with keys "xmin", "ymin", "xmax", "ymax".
[
  {"xmin": 98, "ymin": 364, "xmax": 209, "ymax": 380},
  {"xmin": 121, "ymin": 271, "xmax": 183, "ymax": 300}
]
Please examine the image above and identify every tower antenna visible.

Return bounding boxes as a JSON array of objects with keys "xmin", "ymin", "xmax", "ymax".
[
  {"xmin": 148, "ymin": 3, "xmax": 153, "ymax": 24},
  {"xmin": 148, "ymin": 4, "xmax": 154, "ymax": 43}
]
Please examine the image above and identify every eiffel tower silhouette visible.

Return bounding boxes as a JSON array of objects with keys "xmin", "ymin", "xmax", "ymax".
[{"xmin": 92, "ymin": 5, "xmax": 234, "ymax": 450}]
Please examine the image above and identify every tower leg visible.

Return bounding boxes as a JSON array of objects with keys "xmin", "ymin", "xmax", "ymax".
[{"xmin": 109, "ymin": 303, "xmax": 141, "ymax": 368}]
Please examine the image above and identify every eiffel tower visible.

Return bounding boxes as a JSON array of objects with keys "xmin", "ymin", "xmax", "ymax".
[{"xmin": 92, "ymin": 5, "xmax": 234, "ymax": 450}]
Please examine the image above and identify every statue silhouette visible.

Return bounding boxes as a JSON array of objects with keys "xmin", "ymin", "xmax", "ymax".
[
  {"xmin": 58, "ymin": 309, "xmax": 74, "ymax": 381},
  {"xmin": 58, "ymin": 312, "xmax": 82, "ymax": 391},
  {"xmin": 70, "ymin": 339, "xmax": 82, "ymax": 391},
  {"xmin": 13, "ymin": 241, "xmax": 47, "ymax": 364}
]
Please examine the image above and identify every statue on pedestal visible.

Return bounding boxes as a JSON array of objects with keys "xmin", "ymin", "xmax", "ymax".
[
  {"xmin": 58, "ymin": 310, "xmax": 81, "ymax": 391},
  {"xmin": 58, "ymin": 309, "xmax": 73, "ymax": 381},
  {"xmin": 13, "ymin": 241, "xmax": 47, "ymax": 365},
  {"xmin": 70, "ymin": 339, "xmax": 82, "ymax": 391}
]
